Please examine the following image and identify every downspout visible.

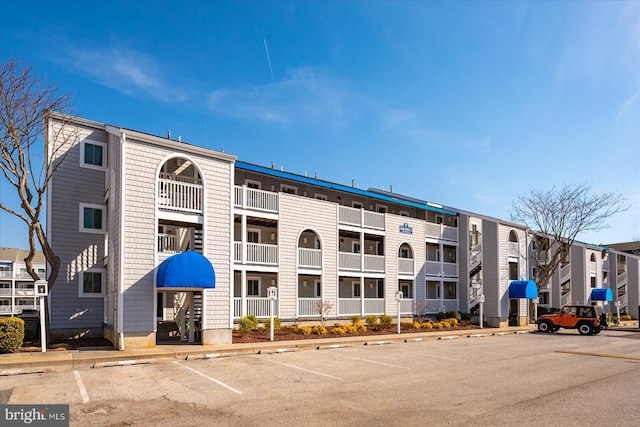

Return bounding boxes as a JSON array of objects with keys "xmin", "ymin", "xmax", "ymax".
[{"xmin": 118, "ymin": 131, "xmax": 127, "ymax": 351}]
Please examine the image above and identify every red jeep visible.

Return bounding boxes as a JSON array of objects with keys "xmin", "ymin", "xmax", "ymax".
[{"xmin": 536, "ymin": 305, "xmax": 602, "ymax": 335}]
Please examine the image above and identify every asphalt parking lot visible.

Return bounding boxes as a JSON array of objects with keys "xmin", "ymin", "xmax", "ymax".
[{"xmin": 3, "ymin": 329, "xmax": 640, "ymax": 426}]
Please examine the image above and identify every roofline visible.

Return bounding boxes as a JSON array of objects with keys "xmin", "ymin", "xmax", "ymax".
[{"xmin": 235, "ymin": 161, "xmax": 458, "ymax": 215}]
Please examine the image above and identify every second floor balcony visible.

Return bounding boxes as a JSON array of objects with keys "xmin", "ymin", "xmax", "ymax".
[
  {"xmin": 338, "ymin": 252, "xmax": 385, "ymax": 273},
  {"xmin": 234, "ymin": 242, "xmax": 278, "ymax": 265},
  {"xmin": 425, "ymin": 222, "xmax": 458, "ymax": 242},
  {"xmin": 158, "ymin": 173, "xmax": 203, "ymax": 214}
]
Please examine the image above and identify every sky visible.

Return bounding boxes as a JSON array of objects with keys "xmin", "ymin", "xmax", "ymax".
[{"xmin": 0, "ymin": 0, "xmax": 639, "ymax": 250}]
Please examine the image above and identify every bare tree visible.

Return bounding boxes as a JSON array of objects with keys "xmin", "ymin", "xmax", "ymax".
[
  {"xmin": 316, "ymin": 300, "xmax": 334, "ymax": 327},
  {"xmin": 511, "ymin": 183, "xmax": 630, "ymax": 294},
  {"xmin": 413, "ymin": 301, "xmax": 429, "ymax": 323},
  {"xmin": 0, "ymin": 59, "xmax": 78, "ymax": 292}
]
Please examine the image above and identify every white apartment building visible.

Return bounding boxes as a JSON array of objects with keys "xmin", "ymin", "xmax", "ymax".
[
  {"xmin": 45, "ymin": 114, "xmax": 640, "ymax": 349},
  {"xmin": 0, "ymin": 248, "xmax": 46, "ymax": 316}
]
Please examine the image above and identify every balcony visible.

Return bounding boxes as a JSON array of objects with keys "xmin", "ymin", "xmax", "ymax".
[
  {"xmin": 425, "ymin": 261, "xmax": 458, "ymax": 278},
  {"xmin": 298, "ymin": 298, "xmax": 322, "ymax": 317},
  {"xmin": 298, "ymin": 248, "xmax": 322, "ymax": 269},
  {"xmin": 399, "ymin": 298, "xmax": 414, "ymax": 314},
  {"xmin": 398, "ymin": 258, "xmax": 414, "ymax": 275},
  {"xmin": 338, "ymin": 298, "xmax": 385, "ymax": 316},
  {"xmin": 234, "ymin": 186, "xmax": 278, "ymax": 213},
  {"xmin": 233, "ymin": 297, "xmax": 278, "ymax": 318},
  {"xmin": 158, "ymin": 175, "xmax": 203, "ymax": 213},
  {"xmin": 338, "ymin": 253, "xmax": 385, "ymax": 273},
  {"xmin": 560, "ymin": 264, "xmax": 571, "ymax": 284},
  {"xmin": 338, "ymin": 206, "xmax": 385, "ymax": 230},
  {"xmin": 508, "ymin": 242, "xmax": 519, "ymax": 258},
  {"xmin": 425, "ymin": 222, "xmax": 458, "ymax": 242},
  {"xmin": 425, "ymin": 299, "xmax": 459, "ymax": 313},
  {"xmin": 234, "ymin": 242, "xmax": 278, "ymax": 265}
]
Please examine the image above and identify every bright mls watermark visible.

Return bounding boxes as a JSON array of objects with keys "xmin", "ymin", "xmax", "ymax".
[{"xmin": 1, "ymin": 405, "xmax": 68, "ymax": 426}]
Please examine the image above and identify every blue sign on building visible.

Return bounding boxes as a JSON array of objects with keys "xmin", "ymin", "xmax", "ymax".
[{"xmin": 399, "ymin": 223, "xmax": 413, "ymax": 234}]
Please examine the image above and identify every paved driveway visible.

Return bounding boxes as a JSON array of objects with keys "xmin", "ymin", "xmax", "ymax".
[{"xmin": 3, "ymin": 329, "xmax": 640, "ymax": 426}]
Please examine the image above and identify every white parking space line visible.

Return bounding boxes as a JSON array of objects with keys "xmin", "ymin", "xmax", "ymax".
[
  {"xmin": 73, "ymin": 370, "xmax": 90, "ymax": 404},
  {"xmin": 332, "ymin": 354, "xmax": 410, "ymax": 370},
  {"xmin": 172, "ymin": 362, "xmax": 242, "ymax": 395},
  {"xmin": 404, "ymin": 352, "xmax": 468, "ymax": 362},
  {"xmin": 262, "ymin": 358, "xmax": 343, "ymax": 380}
]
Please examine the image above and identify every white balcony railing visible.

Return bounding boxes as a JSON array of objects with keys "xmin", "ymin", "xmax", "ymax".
[
  {"xmin": 426, "ymin": 260, "xmax": 441, "ymax": 276},
  {"xmin": 425, "ymin": 299, "xmax": 459, "ymax": 313},
  {"xmin": 245, "ymin": 243, "xmax": 278, "ymax": 265},
  {"xmin": 425, "ymin": 223, "xmax": 458, "ymax": 242},
  {"xmin": 364, "ymin": 298, "xmax": 385, "ymax": 314},
  {"xmin": 364, "ymin": 254, "xmax": 385, "ymax": 273},
  {"xmin": 0, "ymin": 288, "xmax": 11, "ymax": 296},
  {"xmin": 246, "ymin": 297, "xmax": 277, "ymax": 318},
  {"xmin": 0, "ymin": 271, "xmax": 12, "ymax": 279},
  {"xmin": 399, "ymin": 299, "xmax": 414, "ymax": 314},
  {"xmin": 298, "ymin": 298, "xmax": 322, "ymax": 317},
  {"xmin": 560, "ymin": 292, "xmax": 571, "ymax": 307},
  {"xmin": 590, "ymin": 261, "xmax": 597, "ymax": 273},
  {"xmin": 233, "ymin": 297, "xmax": 241, "ymax": 318},
  {"xmin": 338, "ymin": 206, "xmax": 385, "ymax": 230},
  {"xmin": 442, "ymin": 262, "xmax": 458, "ymax": 278},
  {"xmin": 157, "ymin": 233, "xmax": 178, "ymax": 253},
  {"xmin": 15, "ymin": 288, "xmax": 35, "ymax": 297},
  {"xmin": 158, "ymin": 178, "xmax": 203, "ymax": 213},
  {"xmin": 0, "ymin": 306, "xmax": 13, "ymax": 314},
  {"xmin": 508, "ymin": 242, "xmax": 519, "ymax": 258},
  {"xmin": 617, "ymin": 271, "xmax": 627, "ymax": 286},
  {"xmin": 398, "ymin": 258, "xmax": 414, "ymax": 275},
  {"xmin": 339, "ymin": 298, "xmax": 361, "ymax": 316},
  {"xmin": 234, "ymin": 242, "xmax": 242, "ymax": 262},
  {"xmin": 234, "ymin": 186, "xmax": 279, "ymax": 213},
  {"xmin": 298, "ymin": 248, "xmax": 322, "ymax": 269},
  {"xmin": 560, "ymin": 264, "xmax": 571, "ymax": 284},
  {"xmin": 339, "ymin": 252, "xmax": 361, "ymax": 271}
]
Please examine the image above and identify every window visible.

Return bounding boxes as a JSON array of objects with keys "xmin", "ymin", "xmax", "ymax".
[
  {"xmin": 314, "ymin": 281, "xmax": 321, "ymax": 298},
  {"xmin": 353, "ymin": 242, "xmax": 361, "ymax": 254},
  {"xmin": 436, "ymin": 215, "xmax": 443, "ymax": 225},
  {"xmin": 247, "ymin": 230, "xmax": 260, "ymax": 243},
  {"xmin": 399, "ymin": 211, "xmax": 409, "ymax": 217},
  {"xmin": 590, "ymin": 276, "xmax": 597, "ymax": 288},
  {"xmin": 399, "ymin": 248, "xmax": 411, "ymax": 259},
  {"xmin": 247, "ymin": 278, "xmax": 260, "ymax": 296},
  {"xmin": 509, "ymin": 262, "xmax": 518, "ymax": 280},
  {"xmin": 79, "ymin": 269, "xmax": 105, "ymax": 297},
  {"xmin": 245, "ymin": 180, "xmax": 261, "ymax": 189},
  {"xmin": 79, "ymin": 203, "xmax": 105, "ymax": 233},
  {"xmin": 444, "ymin": 283, "xmax": 456, "ymax": 299},
  {"xmin": 80, "ymin": 140, "xmax": 106, "ymax": 170},
  {"xmin": 314, "ymin": 193, "xmax": 328, "ymax": 201},
  {"xmin": 352, "ymin": 202, "xmax": 363, "ymax": 209},
  {"xmin": 539, "ymin": 292, "xmax": 549, "ymax": 305},
  {"xmin": 353, "ymin": 282, "xmax": 361, "ymax": 297},
  {"xmin": 280, "ymin": 184, "xmax": 297, "ymax": 195},
  {"xmin": 377, "ymin": 205, "xmax": 387, "ymax": 214}
]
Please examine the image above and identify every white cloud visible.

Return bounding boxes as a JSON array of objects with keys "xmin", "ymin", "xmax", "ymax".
[{"xmin": 63, "ymin": 45, "xmax": 189, "ymax": 104}]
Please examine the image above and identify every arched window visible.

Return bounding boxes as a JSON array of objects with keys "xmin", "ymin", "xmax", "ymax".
[
  {"xmin": 398, "ymin": 243, "xmax": 413, "ymax": 259},
  {"xmin": 508, "ymin": 230, "xmax": 518, "ymax": 243},
  {"xmin": 590, "ymin": 253, "xmax": 596, "ymax": 262}
]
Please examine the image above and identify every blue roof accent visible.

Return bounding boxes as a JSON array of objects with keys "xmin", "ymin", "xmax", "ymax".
[
  {"xmin": 157, "ymin": 252, "xmax": 215, "ymax": 289},
  {"xmin": 590, "ymin": 288, "xmax": 613, "ymax": 302},
  {"xmin": 509, "ymin": 280, "xmax": 538, "ymax": 299},
  {"xmin": 235, "ymin": 161, "xmax": 457, "ymax": 216}
]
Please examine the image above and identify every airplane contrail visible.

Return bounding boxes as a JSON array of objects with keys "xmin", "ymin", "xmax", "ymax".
[{"xmin": 264, "ymin": 38, "xmax": 274, "ymax": 80}]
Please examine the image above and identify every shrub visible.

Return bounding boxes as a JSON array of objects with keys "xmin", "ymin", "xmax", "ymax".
[
  {"xmin": 0, "ymin": 317, "xmax": 25, "ymax": 353},
  {"xmin": 344, "ymin": 324, "xmax": 358, "ymax": 334},
  {"xmin": 365, "ymin": 315, "xmax": 378, "ymax": 327},
  {"xmin": 440, "ymin": 321, "xmax": 451, "ymax": 329},
  {"xmin": 295, "ymin": 326, "xmax": 312, "ymax": 335},
  {"xmin": 379, "ymin": 314, "xmax": 393, "ymax": 328},
  {"xmin": 354, "ymin": 321, "xmax": 367, "ymax": 332},
  {"xmin": 238, "ymin": 315, "xmax": 259, "ymax": 331},
  {"xmin": 436, "ymin": 312, "xmax": 447, "ymax": 321},
  {"xmin": 350, "ymin": 315, "xmax": 362, "ymax": 325},
  {"xmin": 311, "ymin": 325, "xmax": 327, "ymax": 335},
  {"xmin": 446, "ymin": 311, "xmax": 461, "ymax": 321},
  {"xmin": 460, "ymin": 312, "xmax": 472, "ymax": 321},
  {"xmin": 263, "ymin": 317, "xmax": 281, "ymax": 330},
  {"xmin": 448, "ymin": 318, "xmax": 458, "ymax": 326},
  {"xmin": 432, "ymin": 322, "xmax": 443, "ymax": 330},
  {"xmin": 331, "ymin": 326, "xmax": 346, "ymax": 335},
  {"xmin": 411, "ymin": 321, "xmax": 421, "ymax": 329},
  {"xmin": 421, "ymin": 322, "xmax": 433, "ymax": 330},
  {"xmin": 621, "ymin": 315, "xmax": 632, "ymax": 321}
]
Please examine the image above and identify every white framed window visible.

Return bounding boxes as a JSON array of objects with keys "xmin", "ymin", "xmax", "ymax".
[
  {"xmin": 79, "ymin": 268, "xmax": 105, "ymax": 298},
  {"xmin": 247, "ymin": 277, "xmax": 260, "ymax": 296},
  {"xmin": 352, "ymin": 201, "xmax": 363, "ymax": 209},
  {"xmin": 352, "ymin": 242, "xmax": 361, "ymax": 254},
  {"xmin": 245, "ymin": 179, "xmax": 261, "ymax": 189},
  {"xmin": 79, "ymin": 203, "xmax": 106, "ymax": 233},
  {"xmin": 444, "ymin": 282, "xmax": 457, "ymax": 299},
  {"xmin": 314, "ymin": 193, "xmax": 328, "ymax": 201},
  {"xmin": 436, "ymin": 214, "xmax": 443, "ymax": 225},
  {"xmin": 80, "ymin": 139, "xmax": 107, "ymax": 171},
  {"xmin": 352, "ymin": 281, "xmax": 361, "ymax": 297},
  {"xmin": 314, "ymin": 280, "xmax": 322, "ymax": 297},
  {"xmin": 377, "ymin": 204, "xmax": 387, "ymax": 214},
  {"xmin": 280, "ymin": 184, "xmax": 297, "ymax": 195},
  {"xmin": 247, "ymin": 229, "xmax": 260, "ymax": 243}
]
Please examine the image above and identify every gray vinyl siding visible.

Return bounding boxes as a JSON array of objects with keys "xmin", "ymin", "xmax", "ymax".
[
  {"xmin": 48, "ymin": 121, "xmax": 107, "ymax": 329},
  {"xmin": 458, "ymin": 214, "xmax": 470, "ymax": 312},
  {"xmin": 386, "ymin": 215, "xmax": 426, "ymax": 315},
  {"xmin": 628, "ymin": 257, "xmax": 639, "ymax": 319},
  {"xmin": 570, "ymin": 246, "xmax": 586, "ymax": 305},
  {"xmin": 482, "ymin": 220, "xmax": 500, "ymax": 317},
  {"xmin": 279, "ymin": 193, "xmax": 338, "ymax": 319},
  {"xmin": 105, "ymin": 133, "xmax": 122, "ymax": 328}
]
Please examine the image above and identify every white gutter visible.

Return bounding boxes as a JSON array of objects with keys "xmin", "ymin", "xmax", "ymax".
[{"xmin": 118, "ymin": 131, "xmax": 126, "ymax": 351}]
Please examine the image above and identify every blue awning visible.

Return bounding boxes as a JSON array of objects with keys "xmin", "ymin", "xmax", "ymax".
[
  {"xmin": 509, "ymin": 280, "xmax": 538, "ymax": 299},
  {"xmin": 157, "ymin": 252, "xmax": 215, "ymax": 289},
  {"xmin": 590, "ymin": 288, "xmax": 613, "ymax": 301}
]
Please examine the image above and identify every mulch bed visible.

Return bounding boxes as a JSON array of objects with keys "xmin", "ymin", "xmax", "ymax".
[
  {"xmin": 21, "ymin": 337, "xmax": 114, "ymax": 352},
  {"xmin": 233, "ymin": 321, "xmax": 479, "ymax": 344}
]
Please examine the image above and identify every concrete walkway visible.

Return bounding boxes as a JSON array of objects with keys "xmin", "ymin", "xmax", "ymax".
[{"xmin": 0, "ymin": 325, "xmax": 541, "ymax": 375}]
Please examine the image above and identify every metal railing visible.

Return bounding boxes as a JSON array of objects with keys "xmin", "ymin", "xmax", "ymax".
[
  {"xmin": 338, "ymin": 298, "xmax": 361, "ymax": 316},
  {"xmin": 298, "ymin": 298, "xmax": 322, "ymax": 317},
  {"xmin": 425, "ymin": 223, "xmax": 458, "ymax": 242},
  {"xmin": 364, "ymin": 254, "xmax": 385, "ymax": 273},
  {"xmin": 234, "ymin": 186, "xmax": 279, "ymax": 213},
  {"xmin": 245, "ymin": 243, "xmax": 278, "ymax": 265},
  {"xmin": 338, "ymin": 206, "xmax": 385, "ymax": 230},
  {"xmin": 298, "ymin": 248, "xmax": 322, "ymax": 268}
]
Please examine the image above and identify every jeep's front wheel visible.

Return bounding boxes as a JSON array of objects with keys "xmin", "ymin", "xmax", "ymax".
[
  {"xmin": 577, "ymin": 322, "xmax": 594, "ymax": 335},
  {"xmin": 538, "ymin": 321, "xmax": 552, "ymax": 333}
]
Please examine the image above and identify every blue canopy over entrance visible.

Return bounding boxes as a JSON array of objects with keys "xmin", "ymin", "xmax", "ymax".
[
  {"xmin": 157, "ymin": 252, "xmax": 215, "ymax": 289},
  {"xmin": 509, "ymin": 280, "xmax": 538, "ymax": 299},
  {"xmin": 590, "ymin": 288, "xmax": 613, "ymax": 301}
]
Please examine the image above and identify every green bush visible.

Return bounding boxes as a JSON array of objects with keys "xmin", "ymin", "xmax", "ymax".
[
  {"xmin": 263, "ymin": 317, "xmax": 281, "ymax": 330},
  {"xmin": 238, "ymin": 315, "xmax": 259, "ymax": 331},
  {"xmin": 460, "ymin": 312, "xmax": 472, "ymax": 321},
  {"xmin": 365, "ymin": 315, "xmax": 378, "ymax": 327},
  {"xmin": 436, "ymin": 311, "xmax": 447, "ymax": 320},
  {"xmin": 0, "ymin": 317, "xmax": 25, "ymax": 353},
  {"xmin": 448, "ymin": 318, "xmax": 459, "ymax": 326},
  {"xmin": 379, "ymin": 314, "xmax": 393, "ymax": 328},
  {"xmin": 350, "ymin": 315, "xmax": 362, "ymax": 325},
  {"xmin": 445, "ymin": 311, "xmax": 461, "ymax": 321}
]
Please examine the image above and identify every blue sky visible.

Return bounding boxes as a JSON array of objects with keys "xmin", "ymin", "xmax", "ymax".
[{"xmin": 1, "ymin": 1, "xmax": 639, "ymax": 249}]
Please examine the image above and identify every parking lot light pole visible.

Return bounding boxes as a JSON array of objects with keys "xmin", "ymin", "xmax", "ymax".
[
  {"xmin": 35, "ymin": 280, "xmax": 48, "ymax": 353},
  {"xmin": 268, "ymin": 287, "xmax": 277, "ymax": 342},
  {"xmin": 479, "ymin": 294, "xmax": 485, "ymax": 329}
]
